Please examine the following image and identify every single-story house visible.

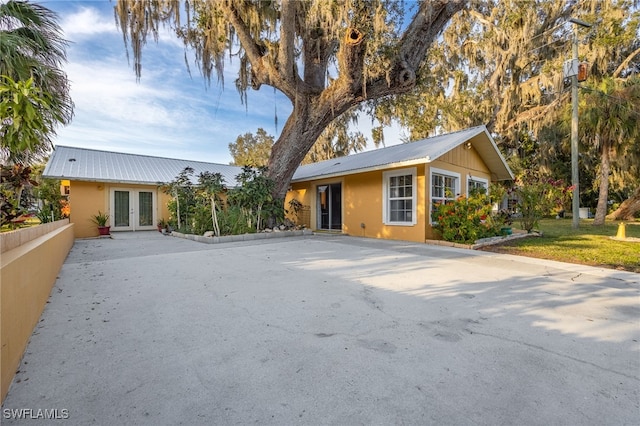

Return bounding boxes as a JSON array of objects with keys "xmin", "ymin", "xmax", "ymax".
[
  {"xmin": 43, "ymin": 146, "xmax": 242, "ymax": 238},
  {"xmin": 44, "ymin": 125, "xmax": 513, "ymax": 241},
  {"xmin": 285, "ymin": 125, "xmax": 514, "ymax": 242}
]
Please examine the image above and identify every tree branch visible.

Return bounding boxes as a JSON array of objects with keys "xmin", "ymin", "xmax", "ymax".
[
  {"xmin": 356, "ymin": 0, "xmax": 467, "ymax": 99},
  {"xmin": 221, "ymin": 3, "xmax": 263, "ymax": 68},
  {"xmin": 302, "ymin": 26, "xmax": 334, "ymax": 92},
  {"xmin": 399, "ymin": 0, "xmax": 467, "ymax": 73},
  {"xmin": 221, "ymin": 2, "xmax": 291, "ymax": 96},
  {"xmin": 614, "ymin": 46, "xmax": 640, "ymax": 78},
  {"xmin": 338, "ymin": 27, "xmax": 366, "ymax": 91},
  {"xmin": 278, "ymin": 0, "xmax": 297, "ymax": 86},
  {"xmin": 359, "ymin": 0, "xmax": 467, "ymax": 100}
]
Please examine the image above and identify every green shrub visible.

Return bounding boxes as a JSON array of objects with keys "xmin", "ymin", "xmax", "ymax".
[
  {"xmin": 432, "ymin": 191, "xmax": 500, "ymax": 244},
  {"xmin": 227, "ymin": 166, "xmax": 280, "ymax": 232},
  {"xmin": 515, "ymin": 177, "xmax": 573, "ymax": 232},
  {"xmin": 164, "ymin": 166, "xmax": 287, "ymax": 236},
  {"xmin": 218, "ymin": 205, "xmax": 253, "ymax": 235}
]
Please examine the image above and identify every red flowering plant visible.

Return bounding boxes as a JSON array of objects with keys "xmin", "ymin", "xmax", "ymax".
[{"xmin": 431, "ymin": 189, "xmax": 501, "ymax": 244}]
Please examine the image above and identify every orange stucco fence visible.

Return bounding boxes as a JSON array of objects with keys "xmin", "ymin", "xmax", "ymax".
[{"xmin": 1, "ymin": 220, "xmax": 75, "ymax": 403}]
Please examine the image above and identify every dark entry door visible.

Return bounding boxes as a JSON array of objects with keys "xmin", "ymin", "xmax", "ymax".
[{"xmin": 317, "ymin": 183, "xmax": 342, "ymax": 230}]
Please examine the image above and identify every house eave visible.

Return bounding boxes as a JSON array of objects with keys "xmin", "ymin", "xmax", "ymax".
[
  {"xmin": 42, "ymin": 174, "xmax": 240, "ymax": 188},
  {"xmin": 291, "ymin": 157, "xmax": 431, "ymax": 183},
  {"xmin": 42, "ymin": 175, "xmax": 167, "ymax": 186}
]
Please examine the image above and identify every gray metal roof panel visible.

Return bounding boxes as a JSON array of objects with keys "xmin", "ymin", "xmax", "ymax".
[
  {"xmin": 291, "ymin": 125, "xmax": 512, "ymax": 181},
  {"xmin": 43, "ymin": 146, "xmax": 243, "ymax": 187},
  {"xmin": 43, "ymin": 126, "xmax": 513, "ymax": 188}
]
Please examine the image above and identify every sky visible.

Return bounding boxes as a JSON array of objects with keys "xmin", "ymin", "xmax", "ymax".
[{"xmin": 41, "ymin": 0, "xmax": 405, "ymax": 165}]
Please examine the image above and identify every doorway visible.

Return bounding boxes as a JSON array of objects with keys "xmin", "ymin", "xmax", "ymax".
[
  {"xmin": 317, "ymin": 183, "xmax": 342, "ymax": 230},
  {"xmin": 110, "ymin": 188, "xmax": 156, "ymax": 231}
]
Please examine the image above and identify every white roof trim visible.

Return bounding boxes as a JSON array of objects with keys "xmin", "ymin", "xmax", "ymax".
[{"xmin": 292, "ymin": 125, "xmax": 513, "ymax": 182}]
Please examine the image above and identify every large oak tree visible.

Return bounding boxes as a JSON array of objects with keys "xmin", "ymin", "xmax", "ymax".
[{"xmin": 115, "ymin": 0, "xmax": 466, "ymax": 198}]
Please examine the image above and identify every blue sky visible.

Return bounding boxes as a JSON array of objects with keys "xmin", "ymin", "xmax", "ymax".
[{"xmin": 42, "ymin": 0, "xmax": 404, "ymax": 165}]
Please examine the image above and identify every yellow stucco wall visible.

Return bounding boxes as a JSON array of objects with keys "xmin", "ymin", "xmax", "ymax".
[
  {"xmin": 286, "ymin": 185, "xmax": 311, "ymax": 228},
  {"xmin": 69, "ymin": 181, "xmax": 107, "ymax": 238},
  {"xmin": 288, "ymin": 165, "xmax": 427, "ymax": 243},
  {"xmin": 287, "ymin": 143, "xmax": 497, "ymax": 244},
  {"xmin": 68, "ymin": 181, "xmax": 171, "ymax": 238},
  {"xmin": 1, "ymin": 223, "xmax": 75, "ymax": 403},
  {"xmin": 345, "ymin": 167, "xmax": 427, "ymax": 243}
]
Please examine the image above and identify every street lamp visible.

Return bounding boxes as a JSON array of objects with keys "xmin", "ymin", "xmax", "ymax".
[{"xmin": 568, "ymin": 17, "xmax": 591, "ymax": 229}]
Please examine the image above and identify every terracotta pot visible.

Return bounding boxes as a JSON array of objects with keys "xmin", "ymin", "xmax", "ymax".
[{"xmin": 98, "ymin": 226, "xmax": 111, "ymax": 236}]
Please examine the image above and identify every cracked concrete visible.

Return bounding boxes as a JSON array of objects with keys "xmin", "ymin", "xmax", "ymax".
[{"xmin": 2, "ymin": 231, "xmax": 639, "ymax": 425}]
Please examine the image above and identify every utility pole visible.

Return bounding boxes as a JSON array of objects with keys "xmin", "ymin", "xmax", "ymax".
[{"xmin": 568, "ymin": 17, "xmax": 591, "ymax": 229}]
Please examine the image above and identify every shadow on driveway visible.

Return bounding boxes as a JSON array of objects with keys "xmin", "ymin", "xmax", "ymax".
[{"xmin": 3, "ymin": 232, "xmax": 639, "ymax": 425}]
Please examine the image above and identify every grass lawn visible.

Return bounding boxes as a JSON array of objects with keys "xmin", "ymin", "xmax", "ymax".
[{"xmin": 480, "ymin": 218, "xmax": 640, "ymax": 273}]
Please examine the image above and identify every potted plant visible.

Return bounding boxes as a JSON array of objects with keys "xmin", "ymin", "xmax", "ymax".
[
  {"xmin": 157, "ymin": 218, "xmax": 167, "ymax": 232},
  {"xmin": 498, "ymin": 209, "xmax": 513, "ymax": 235},
  {"xmin": 91, "ymin": 211, "xmax": 110, "ymax": 236}
]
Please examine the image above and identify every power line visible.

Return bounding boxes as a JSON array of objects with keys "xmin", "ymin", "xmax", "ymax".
[
  {"xmin": 526, "ymin": 37, "xmax": 569, "ymax": 54},
  {"xmin": 579, "ymin": 85, "xmax": 640, "ymax": 118},
  {"xmin": 529, "ymin": 22, "xmax": 567, "ymax": 42}
]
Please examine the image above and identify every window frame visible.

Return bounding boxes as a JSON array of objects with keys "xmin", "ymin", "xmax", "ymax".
[
  {"xmin": 382, "ymin": 167, "xmax": 417, "ymax": 226},
  {"xmin": 467, "ymin": 176, "xmax": 489, "ymax": 196},
  {"xmin": 429, "ymin": 167, "xmax": 461, "ymax": 224}
]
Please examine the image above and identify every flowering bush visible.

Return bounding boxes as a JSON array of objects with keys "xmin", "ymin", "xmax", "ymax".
[
  {"xmin": 515, "ymin": 177, "xmax": 574, "ymax": 232},
  {"xmin": 431, "ymin": 191, "xmax": 500, "ymax": 244}
]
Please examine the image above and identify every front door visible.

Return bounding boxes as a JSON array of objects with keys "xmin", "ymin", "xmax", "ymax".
[
  {"xmin": 111, "ymin": 189, "xmax": 156, "ymax": 231},
  {"xmin": 317, "ymin": 183, "xmax": 342, "ymax": 230}
]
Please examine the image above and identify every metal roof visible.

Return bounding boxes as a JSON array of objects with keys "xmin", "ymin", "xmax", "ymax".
[
  {"xmin": 43, "ymin": 126, "xmax": 513, "ymax": 188},
  {"xmin": 292, "ymin": 125, "xmax": 514, "ymax": 182},
  {"xmin": 43, "ymin": 146, "xmax": 243, "ymax": 187}
]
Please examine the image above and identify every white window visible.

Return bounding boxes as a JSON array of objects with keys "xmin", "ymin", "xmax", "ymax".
[
  {"xmin": 383, "ymin": 168, "xmax": 417, "ymax": 225},
  {"xmin": 467, "ymin": 176, "xmax": 488, "ymax": 196},
  {"xmin": 430, "ymin": 168, "xmax": 460, "ymax": 222}
]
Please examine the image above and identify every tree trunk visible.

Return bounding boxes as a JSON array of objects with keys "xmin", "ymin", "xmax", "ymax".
[
  {"xmin": 265, "ymin": 1, "xmax": 467, "ymax": 199},
  {"xmin": 115, "ymin": 1, "xmax": 467, "ymax": 201},
  {"xmin": 265, "ymin": 88, "xmax": 387, "ymax": 199},
  {"xmin": 607, "ymin": 186, "xmax": 640, "ymax": 220},
  {"xmin": 268, "ymin": 94, "xmax": 339, "ymax": 199},
  {"xmin": 593, "ymin": 142, "xmax": 611, "ymax": 225},
  {"xmin": 211, "ymin": 197, "xmax": 220, "ymax": 236}
]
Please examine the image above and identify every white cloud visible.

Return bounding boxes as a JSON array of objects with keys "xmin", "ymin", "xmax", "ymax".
[
  {"xmin": 60, "ymin": 6, "xmax": 118, "ymax": 38},
  {"xmin": 55, "ymin": 40, "xmax": 283, "ymax": 163},
  {"xmin": 46, "ymin": 0, "xmax": 401, "ymax": 166}
]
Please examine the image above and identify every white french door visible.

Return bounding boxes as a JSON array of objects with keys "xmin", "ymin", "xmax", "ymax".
[{"xmin": 110, "ymin": 188, "xmax": 156, "ymax": 231}]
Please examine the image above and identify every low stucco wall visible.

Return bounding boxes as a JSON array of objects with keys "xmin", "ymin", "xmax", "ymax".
[
  {"xmin": 0, "ymin": 219, "xmax": 70, "ymax": 253},
  {"xmin": 1, "ymin": 222, "xmax": 75, "ymax": 403}
]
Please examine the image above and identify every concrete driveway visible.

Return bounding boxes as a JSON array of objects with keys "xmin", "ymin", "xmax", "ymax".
[{"xmin": 2, "ymin": 232, "xmax": 639, "ymax": 425}]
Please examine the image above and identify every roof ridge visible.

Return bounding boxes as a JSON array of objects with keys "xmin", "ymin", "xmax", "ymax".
[
  {"xmin": 410, "ymin": 124, "xmax": 487, "ymax": 144},
  {"xmin": 297, "ymin": 125, "xmax": 487, "ymax": 169},
  {"xmin": 53, "ymin": 145, "xmax": 237, "ymax": 168}
]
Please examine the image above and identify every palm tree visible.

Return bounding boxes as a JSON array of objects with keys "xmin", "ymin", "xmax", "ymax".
[
  {"xmin": 0, "ymin": 0, "xmax": 73, "ymax": 163},
  {"xmin": 581, "ymin": 77, "xmax": 640, "ymax": 225}
]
